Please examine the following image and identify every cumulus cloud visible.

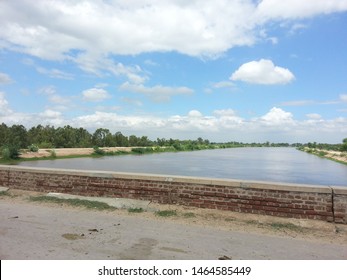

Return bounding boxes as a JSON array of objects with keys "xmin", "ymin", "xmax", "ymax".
[
  {"xmin": 1, "ymin": 0, "xmax": 345, "ymax": 66},
  {"xmin": 231, "ymin": 59, "xmax": 295, "ymax": 85},
  {"xmin": 1, "ymin": 105, "xmax": 347, "ymax": 143},
  {"xmin": 82, "ymin": 88, "xmax": 111, "ymax": 102},
  {"xmin": 39, "ymin": 109, "xmax": 62, "ymax": 119},
  {"xmin": 256, "ymin": 0, "xmax": 347, "ymax": 20},
  {"xmin": 259, "ymin": 107, "xmax": 294, "ymax": 125},
  {"xmin": 119, "ymin": 82, "xmax": 193, "ymax": 103},
  {"xmin": 0, "ymin": 72, "xmax": 13, "ymax": 84}
]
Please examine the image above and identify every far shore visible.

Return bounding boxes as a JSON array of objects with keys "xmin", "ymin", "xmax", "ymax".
[
  {"xmin": 3, "ymin": 146, "xmax": 347, "ymax": 166},
  {"xmin": 19, "ymin": 147, "xmax": 134, "ymax": 159}
]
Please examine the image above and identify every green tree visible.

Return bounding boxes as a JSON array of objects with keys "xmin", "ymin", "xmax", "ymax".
[
  {"xmin": 9, "ymin": 124, "xmax": 28, "ymax": 148},
  {"xmin": 114, "ymin": 132, "xmax": 128, "ymax": 146},
  {"xmin": 128, "ymin": 135, "xmax": 139, "ymax": 146},
  {"xmin": 0, "ymin": 123, "xmax": 10, "ymax": 147},
  {"xmin": 92, "ymin": 128, "xmax": 112, "ymax": 147},
  {"xmin": 341, "ymin": 138, "xmax": 347, "ymax": 152}
]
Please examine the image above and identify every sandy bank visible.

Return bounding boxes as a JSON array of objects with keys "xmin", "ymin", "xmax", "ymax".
[{"xmin": 19, "ymin": 147, "xmax": 133, "ymax": 159}]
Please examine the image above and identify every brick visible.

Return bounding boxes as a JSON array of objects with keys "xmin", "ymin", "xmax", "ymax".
[{"xmin": 2, "ymin": 166, "xmax": 343, "ymax": 224}]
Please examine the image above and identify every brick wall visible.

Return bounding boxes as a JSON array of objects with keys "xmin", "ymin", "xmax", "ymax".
[
  {"xmin": 0, "ymin": 165, "xmax": 346, "ymax": 223},
  {"xmin": 333, "ymin": 187, "xmax": 347, "ymax": 224}
]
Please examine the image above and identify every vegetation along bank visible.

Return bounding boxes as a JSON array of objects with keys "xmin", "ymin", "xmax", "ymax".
[{"xmin": 0, "ymin": 123, "xmax": 346, "ymax": 164}]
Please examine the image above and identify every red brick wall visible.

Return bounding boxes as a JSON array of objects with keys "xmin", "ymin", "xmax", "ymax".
[
  {"xmin": 0, "ymin": 165, "xmax": 346, "ymax": 223},
  {"xmin": 333, "ymin": 187, "xmax": 347, "ymax": 224}
]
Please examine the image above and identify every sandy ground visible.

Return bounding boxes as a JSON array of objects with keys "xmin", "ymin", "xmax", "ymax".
[
  {"xmin": 20, "ymin": 147, "xmax": 133, "ymax": 158},
  {"xmin": 1, "ymin": 189, "xmax": 347, "ymax": 260},
  {"xmin": 320, "ymin": 149, "xmax": 347, "ymax": 163}
]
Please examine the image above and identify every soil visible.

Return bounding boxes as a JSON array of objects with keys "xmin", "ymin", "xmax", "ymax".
[
  {"xmin": 1, "ymin": 189, "xmax": 347, "ymax": 259},
  {"xmin": 19, "ymin": 147, "xmax": 133, "ymax": 159}
]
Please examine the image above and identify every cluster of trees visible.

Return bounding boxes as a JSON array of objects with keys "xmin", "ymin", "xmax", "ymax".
[
  {"xmin": 1, "ymin": 122, "xmax": 346, "ymax": 160},
  {"xmin": 0, "ymin": 123, "xmax": 300, "ymax": 151},
  {"xmin": 305, "ymin": 141, "xmax": 347, "ymax": 151},
  {"xmin": 0, "ymin": 123, "xmax": 153, "ymax": 149}
]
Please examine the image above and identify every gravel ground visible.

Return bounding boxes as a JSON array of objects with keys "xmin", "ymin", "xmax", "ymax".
[{"xmin": 1, "ymin": 189, "xmax": 347, "ymax": 260}]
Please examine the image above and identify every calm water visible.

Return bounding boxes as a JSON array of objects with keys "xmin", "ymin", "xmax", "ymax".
[{"xmin": 18, "ymin": 148, "xmax": 347, "ymax": 186}]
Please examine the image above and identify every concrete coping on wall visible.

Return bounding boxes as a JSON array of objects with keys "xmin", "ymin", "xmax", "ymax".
[
  {"xmin": 2, "ymin": 165, "xmax": 346, "ymax": 194},
  {"xmin": 331, "ymin": 186, "xmax": 347, "ymax": 195}
]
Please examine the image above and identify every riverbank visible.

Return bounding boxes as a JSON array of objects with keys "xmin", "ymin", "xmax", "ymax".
[
  {"xmin": 19, "ymin": 147, "xmax": 134, "ymax": 159},
  {"xmin": 299, "ymin": 147, "xmax": 347, "ymax": 165}
]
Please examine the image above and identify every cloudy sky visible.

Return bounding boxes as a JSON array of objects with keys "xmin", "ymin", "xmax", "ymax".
[{"xmin": 0, "ymin": 0, "xmax": 347, "ymax": 143}]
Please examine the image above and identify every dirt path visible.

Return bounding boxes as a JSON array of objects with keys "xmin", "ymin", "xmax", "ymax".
[{"xmin": 1, "ymin": 190, "xmax": 347, "ymax": 260}]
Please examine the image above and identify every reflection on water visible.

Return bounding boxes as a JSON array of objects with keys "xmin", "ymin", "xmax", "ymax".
[{"xmin": 18, "ymin": 147, "xmax": 347, "ymax": 186}]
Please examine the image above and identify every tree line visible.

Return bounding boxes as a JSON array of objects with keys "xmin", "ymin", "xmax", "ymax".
[
  {"xmin": 0, "ymin": 123, "xmax": 298, "ymax": 150},
  {"xmin": 1, "ymin": 123, "xmax": 346, "ymax": 159}
]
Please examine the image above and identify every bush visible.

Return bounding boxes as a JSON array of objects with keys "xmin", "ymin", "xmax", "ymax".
[
  {"xmin": 131, "ymin": 147, "xmax": 153, "ymax": 154},
  {"xmin": 1, "ymin": 145, "xmax": 20, "ymax": 160},
  {"xmin": 50, "ymin": 149, "xmax": 57, "ymax": 158},
  {"xmin": 93, "ymin": 146, "xmax": 105, "ymax": 155},
  {"xmin": 28, "ymin": 144, "xmax": 39, "ymax": 152}
]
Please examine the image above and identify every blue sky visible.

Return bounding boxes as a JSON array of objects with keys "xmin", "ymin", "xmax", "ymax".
[{"xmin": 0, "ymin": 0, "xmax": 347, "ymax": 143}]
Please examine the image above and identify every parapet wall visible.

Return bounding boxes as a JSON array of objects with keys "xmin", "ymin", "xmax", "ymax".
[{"xmin": 0, "ymin": 165, "xmax": 346, "ymax": 223}]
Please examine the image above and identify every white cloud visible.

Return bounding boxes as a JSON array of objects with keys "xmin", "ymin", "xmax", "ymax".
[
  {"xmin": 231, "ymin": 59, "xmax": 295, "ymax": 85},
  {"xmin": 213, "ymin": 109, "xmax": 237, "ymax": 116},
  {"xmin": 82, "ymin": 88, "xmax": 111, "ymax": 102},
  {"xmin": 119, "ymin": 82, "xmax": 193, "ymax": 103},
  {"xmin": 36, "ymin": 67, "xmax": 74, "ymax": 80},
  {"xmin": 38, "ymin": 86, "xmax": 70, "ymax": 105},
  {"xmin": 75, "ymin": 54, "xmax": 147, "ymax": 84},
  {"xmin": 259, "ymin": 107, "xmax": 294, "ymax": 125},
  {"xmin": 188, "ymin": 110, "xmax": 203, "ymax": 118},
  {"xmin": 340, "ymin": 94, "xmax": 347, "ymax": 102},
  {"xmin": 0, "ymin": 72, "xmax": 13, "ymax": 84},
  {"xmin": 1, "ymin": 0, "xmax": 345, "ymax": 65},
  {"xmin": 256, "ymin": 0, "xmax": 347, "ymax": 20},
  {"xmin": 39, "ymin": 109, "xmax": 62, "ymax": 119},
  {"xmin": 212, "ymin": 81, "xmax": 235, "ymax": 89},
  {"xmin": 306, "ymin": 113, "xmax": 322, "ymax": 119},
  {"xmin": 1, "ymin": 105, "xmax": 347, "ymax": 143},
  {"xmin": 289, "ymin": 23, "xmax": 308, "ymax": 35},
  {"xmin": 121, "ymin": 97, "xmax": 143, "ymax": 107},
  {"xmin": 280, "ymin": 100, "xmax": 314, "ymax": 106},
  {"xmin": 0, "ymin": 92, "xmax": 12, "ymax": 115}
]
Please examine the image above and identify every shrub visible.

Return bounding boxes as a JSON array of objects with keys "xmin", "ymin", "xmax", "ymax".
[
  {"xmin": 131, "ymin": 147, "xmax": 153, "ymax": 154},
  {"xmin": 1, "ymin": 145, "xmax": 20, "ymax": 160},
  {"xmin": 93, "ymin": 146, "xmax": 105, "ymax": 155},
  {"xmin": 28, "ymin": 144, "xmax": 39, "ymax": 152},
  {"xmin": 318, "ymin": 151, "xmax": 327, "ymax": 157},
  {"xmin": 50, "ymin": 149, "xmax": 57, "ymax": 158}
]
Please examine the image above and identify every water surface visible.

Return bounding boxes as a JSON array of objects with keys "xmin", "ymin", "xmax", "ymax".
[{"xmin": 18, "ymin": 147, "xmax": 347, "ymax": 186}]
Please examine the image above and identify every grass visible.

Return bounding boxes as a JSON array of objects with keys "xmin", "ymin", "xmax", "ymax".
[
  {"xmin": 182, "ymin": 212, "xmax": 196, "ymax": 218},
  {"xmin": 270, "ymin": 222, "xmax": 303, "ymax": 232},
  {"xmin": 244, "ymin": 220, "xmax": 303, "ymax": 232},
  {"xmin": 29, "ymin": 196, "xmax": 116, "ymax": 210},
  {"xmin": 128, "ymin": 207, "xmax": 144, "ymax": 213},
  {"xmin": 0, "ymin": 191, "xmax": 10, "ymax": 196},
  {"xmin": 155, "ymin": 210, "xmax": 177, "ymax": 217}
]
